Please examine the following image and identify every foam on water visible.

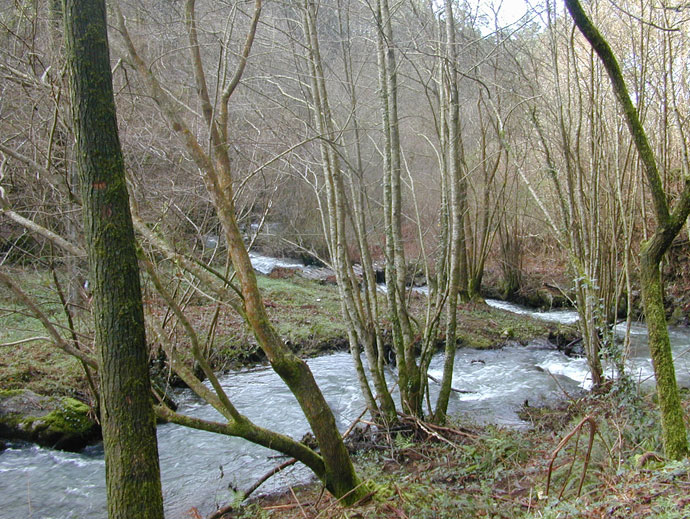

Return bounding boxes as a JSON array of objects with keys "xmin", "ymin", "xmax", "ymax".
[
  {"xmin": 248, "ymin": 253, "xmax": 304, "ymax": 275},
  {"xmin": 2, "ymin": 291, "xmax": 689, "ymax": 518},
  {"xmin": 536, "ymin": 356, "xmax": 592, "ymax": 389},
  {"xmin": 485, "ymin": 299, "xmax": 580, "ymax": 324}
]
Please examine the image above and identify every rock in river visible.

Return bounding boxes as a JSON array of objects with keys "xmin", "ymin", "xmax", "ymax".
[{"xmin": 0, "ymin": 389, "xmax": 99, "ymax": 451}]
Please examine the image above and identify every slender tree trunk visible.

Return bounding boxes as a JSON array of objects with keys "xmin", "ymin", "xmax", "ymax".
[
  {"xmin": 435, "ymin": 0, "xmax": 462, "ymax": 422},
  {"xmin": 375, "ymin": 0, "xmax": 422, "ymax": 416},
  {"xmin": 63, "ymin": 1, "xmax": 164, "ymax": 517},
  {"xmin": 566, "ymin": 0, "xmax": 690, "ymax": 459},
  {"xmin": 303, "ymin": 0, "xmax": 396, "ymax": 420}
]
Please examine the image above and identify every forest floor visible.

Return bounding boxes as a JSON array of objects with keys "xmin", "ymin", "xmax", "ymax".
[{"xmin": 210, "ymin": 389, "xmax": 690, "ymax": 519}]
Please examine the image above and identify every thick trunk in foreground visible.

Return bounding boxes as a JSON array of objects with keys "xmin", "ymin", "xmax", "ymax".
[
  {"xmin": 64, "ymin": 1, "xmax": 164, "ymax": 517},
  {"xmin": 640, "ymin": 255, "xmax": 687, "ymax": 459}
]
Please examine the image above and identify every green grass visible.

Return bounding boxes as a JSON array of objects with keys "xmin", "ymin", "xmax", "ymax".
[
  {"xmin": 258, "ymin": 275, "xmax": 345, "ymax": 346},
  {"xmin": 1, "ymin": 266, "xmax": 572, "ymax": 397},
  {"xmin": 455, "ymin": 302, "xmax": 563, "ymax": 349},
  {"xmin": 1, "ymin": 268, "xmax": 63, "ymax": 342},
  {"xmin": 0, "ymin": 267, "xmax": 90, "ymax": 397}
]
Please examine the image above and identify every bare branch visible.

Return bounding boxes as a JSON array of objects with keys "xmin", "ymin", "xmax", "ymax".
[{"xmin": 0, "ymin": 271, "xmax": 97, "ymax": 368}]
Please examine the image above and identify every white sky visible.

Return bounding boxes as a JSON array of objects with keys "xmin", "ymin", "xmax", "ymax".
[{"xmin": 475, "ymin": 0, "xmax": 532, "ymax": 27}]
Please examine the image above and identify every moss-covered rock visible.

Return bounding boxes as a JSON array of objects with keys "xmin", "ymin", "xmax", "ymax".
[{"xmin": 0, "ymin": 389, "xmax": 99, "ymax": 451}]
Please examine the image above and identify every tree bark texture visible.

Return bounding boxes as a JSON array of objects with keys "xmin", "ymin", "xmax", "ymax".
[
  {"xmin": 302, "ymin": 0, "xmax": 395, "ymax": 421},
  {"xmin": 375, "ymin": 0, "xmax": 422, "ymax": 416},
  {"xmin": 435, "ymin": 0, "xmax": 462, "ymax": 422},
  {"xmin": 63, "ymin": 1, "xmax": 165, "ymax": 517},
  {"xmin": 116, "ymin": 2, "xmax": 365, "ymax": 503},
  {"xmin": 566, "ymin": 0, "xmax": 690, "ymax": 459}
]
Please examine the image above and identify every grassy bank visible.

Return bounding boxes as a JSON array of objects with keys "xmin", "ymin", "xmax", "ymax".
[
  {"xmin": 0, "ymin": 267, "xmax": 569, "ymax": 398},
  {"xmin": 224, "ymin": 389, "xmax": 690, "ymax": 519},
  {"xmin": 0, "ymin": 268, "xmax": 88, "ymax": 397}
]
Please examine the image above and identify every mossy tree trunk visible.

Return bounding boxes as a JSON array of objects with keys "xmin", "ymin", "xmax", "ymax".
[
  {"xmin": 566, "ymin": 0, "xmax": 690, "ymax": 459},
  {"xmin": 63, "ymin": 1, "xmax": 165, "ymax": 517},
  {"xmin": 640, "ymin": 252, "xmax": 688, "ymax": 458}
]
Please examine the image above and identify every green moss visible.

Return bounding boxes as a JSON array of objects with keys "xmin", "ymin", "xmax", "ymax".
[
  {"xmin": 0, "ymin": 390, "xmax": 98, "ymax": 450},
  {"xmin": 33, "ymin": 397, "xmax": 93, "ymax": 435},
  {"xmin": 5, "ymin": 395, "xmax": 93, "ymax": 436},
  {"xmin": 0, "ymin": 389, "xmax": 24, "ymax": 398}
]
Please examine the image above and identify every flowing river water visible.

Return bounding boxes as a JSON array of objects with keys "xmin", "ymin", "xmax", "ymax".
[{"xmin": 2, "ymin": 258, "xmax": 690, "ymax": 518}]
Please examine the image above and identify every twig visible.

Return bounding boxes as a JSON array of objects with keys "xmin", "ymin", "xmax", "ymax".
[
  {"xmin": 0, "ymin": 336, "xmax": 50, "ymax": 347},
  {"xmin": 636, "ymin": 451, "xmax": 664, "ymax": 468},
  {"xmin": 246, "ymin": 460, "xmax": 297, "ymax": 498},
  {"xmin": 409, "ymin": 415, "xmax": 458, "ymax": 448},
  {"xmin": 315, "ymin": 481, "xmax": 374, "ymax": 517},
  {"xmin": 546, "ymin": 414, "xmax": 596, "ymax": 498},
  {"xmin": 384, "ymin": 501, "xmax": 410, "ymax": 518},
  {"xmin": 398, "ymin": 412, "xmax": 479, "ymax": 440},
  {"xmin": 290, "ymin": 486, "xmax": 309, "ymax": 519},
  {"xmin": 544, "ymin": 369, "xmax": 577, "ymax": 404},
  {"xmin": 263, "ymin": 502, "xmax": 312, "ymax": 511},
  {"xmin": 415, "ymin": 417, "xmax": 480, "ymax": 440},
  {"xmin": 0, "ymin": 271, "xmax": 97, "ymax": 368},
  {"xmin": 343, "ymin": 407, "xmax": 369, "ymax": 438},
  {"xmin": 208, "ymin": 407, "xmax": 369, "ymax": 519},
  {"xmin": 492, "ymin": 493, "xmax": 533, "ymax": 508},
  {"xmin": 312, "ymin": 486, "xmax": 327, "ymax": 510},
  {"xmin": 427, "ymin": 373, "xmax": 475, "ymax": 394}
]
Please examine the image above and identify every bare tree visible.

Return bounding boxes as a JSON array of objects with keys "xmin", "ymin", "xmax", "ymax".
[
  {"xmin": 566, "ymin": 0, "xmax": 690, "ymax": 458},
  {"xmin": 114, "ymin": 0, "xmax": 365, "ymax": 502},
  {"xmin": 63, "ymin": 0, "xmax": 165, "ymax": 516}
]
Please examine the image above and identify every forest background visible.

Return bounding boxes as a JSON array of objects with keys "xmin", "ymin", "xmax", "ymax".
[{"xmin": 2, "ymin": 0, "xmax": 690, "ymax": 516}]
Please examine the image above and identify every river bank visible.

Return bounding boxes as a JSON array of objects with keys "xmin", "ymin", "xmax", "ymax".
[
  {"xmin": 0, "ymin": 338, "xmax": 600, "ymax": 518},
  {"xmin": 228, "ymin": 389, "xmax": 690, "ymax": 519},
  {"xmin": 2, "ymin": 261, "xmax": 690, "ymax": 518},
  {"xmin": 0, "ymin": 265, "xmax": 574, "ymax": 401}
]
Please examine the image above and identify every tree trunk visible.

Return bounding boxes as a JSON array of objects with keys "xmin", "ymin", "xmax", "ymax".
[
  {"xmin": 116, "ymin": 1, "xmax": 366, "ymax": 502},
  {"xmin": 640, "ymin": 253, "xmax": 687, "ymax": 459},
  {"xmin": 63, "ymin": 1, "xmax": 165, "ymax": 517},
  {"xmin": 566, "ymin": 0, "xmax": 690, "ymax": 459},
  {"xmin": 435, "ymin": 0, "xmax": 462, "ymax": 422}
]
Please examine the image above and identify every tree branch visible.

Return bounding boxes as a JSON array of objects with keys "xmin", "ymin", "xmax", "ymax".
[
  {"xmin": 564, "ymin": 0, "xmax": 670, "ymax": 226},
  {"xmin": 0, "ymin": 271, "xmax": 97, "ymax": 368}
]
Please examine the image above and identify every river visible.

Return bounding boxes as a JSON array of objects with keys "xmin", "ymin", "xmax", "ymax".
[{"xmin": 2, "ymin": 260, "xmax": 689, "ymax": 518}]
